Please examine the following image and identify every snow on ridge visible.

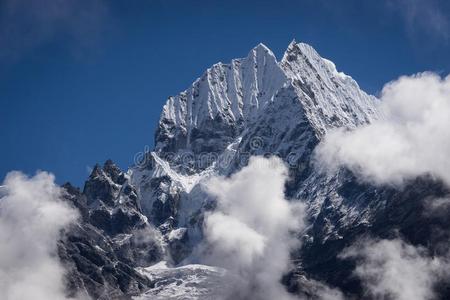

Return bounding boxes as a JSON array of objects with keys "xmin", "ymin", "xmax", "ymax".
[
  {"xmin": 155, "ymin": 42, "xmax": 288, "ymax": 153},
  {"xmin": 321, "ymin": 57, "xmax": 351, "ymax": 81},
  {"xmin": 149, "ymin": 152, "xmax": 213, "ymax": 193},
  {"xmin": 280, "ymin": 41, "xmax": 381, "ymax": 135},
  {"xmin": 157, "ymin": 41, "xmax": 380, "ymax": 153}
]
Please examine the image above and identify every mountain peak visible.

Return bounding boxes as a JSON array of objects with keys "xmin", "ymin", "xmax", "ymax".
[
  {"xmin": 245, "ymin": 42, "xmax": 279, "ymax": 76},
  {"xmin": 250, "ymin": 42, "xmax": 273, "ymax": 56},
  {"xmin": 286, "ymin": 39, "xmax": 297, "ymax": 51},
  {"xmin": 154, "ymin": 42, "xmax": 286, "ymax": 155},
  {"xmin": 155, "ymin": 41, "xmax": 379, "ymax": 157},
  {"xmin": 282, "ymin": 41, "xmax": 318, "ymax": 64}
]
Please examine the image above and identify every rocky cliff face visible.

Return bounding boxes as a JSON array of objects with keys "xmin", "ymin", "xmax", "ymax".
[{"xmin": 59, "ymin": 41, "xmax": 450, "ymax": 299}]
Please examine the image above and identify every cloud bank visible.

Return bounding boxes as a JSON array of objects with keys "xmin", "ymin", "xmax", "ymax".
[
  {"xmin": 201, "ymin": 156, "xmax": 306, "ymax": 300},
  {"xmin": 315, "ymin": 72, "xmax": 450, "ymax": 187},
  {"xmin": 341, "ymin": 238, "xmax": 448, "ymax": 300},
  {"xmin": 0, "ymin": 171, "xmax": 80, "ymax": 300}
]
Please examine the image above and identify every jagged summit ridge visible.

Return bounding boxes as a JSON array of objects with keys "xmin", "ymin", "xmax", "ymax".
[
  {"xmin": 281, "ymin": 41, "xmax": 380, "ymax": 135},
  {"xmin": 155, "ymin": 41, "xmax": 380, "ymax": 157},
  {"xmin": 155, "ymin": 42, "xmax": 286, "ymax": 155}
]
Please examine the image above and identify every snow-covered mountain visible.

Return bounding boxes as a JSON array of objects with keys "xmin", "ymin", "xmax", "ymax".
[{"xmin": 59, "ymin": 41, "xmax": 450, "ymax": 299}]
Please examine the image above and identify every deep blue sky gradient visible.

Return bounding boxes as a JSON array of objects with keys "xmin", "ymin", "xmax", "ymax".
[{"xmin": 1, "ymin": 0, "xmax": 450, "ymax": 186}]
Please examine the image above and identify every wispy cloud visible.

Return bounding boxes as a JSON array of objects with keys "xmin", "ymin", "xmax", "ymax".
[
  {"xmin": 386, "ymin": 0, "xmax": 450, "ymax": 43},
  {"xmin": 0, "ymin": 0, "xmax": 110, "ymax": 62}
]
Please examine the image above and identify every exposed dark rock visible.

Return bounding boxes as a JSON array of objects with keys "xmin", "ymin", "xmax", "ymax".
[{"xmin": 59, "ymin": 160, "xmax": 161, "ymax": 299}]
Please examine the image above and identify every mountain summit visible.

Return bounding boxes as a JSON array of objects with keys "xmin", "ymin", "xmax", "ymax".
[
  {"xmin": 156, "ymin": 42, "xmax": 379, "ymax": 159},
  {"xmin": 56, "ymin": 42, "xmax": 450, "ymax": 299}
]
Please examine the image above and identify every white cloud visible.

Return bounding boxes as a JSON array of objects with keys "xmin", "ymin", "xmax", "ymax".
[
  {"xmin": 315, "ymin": 72, "xmax": 450, "ymax": 187},
  {"xmin": 0, "ymin": 171, "xmax": 80, "ymax": 300},
  {"xmin": 201, "ymin": 156, "xmax": 306, "ymax": 300},
  {"xmin": 340, "ymin": 238, "xmax": 448, "ymax": 300}
]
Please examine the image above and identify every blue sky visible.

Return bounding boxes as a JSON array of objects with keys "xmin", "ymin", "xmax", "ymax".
[{"xmin": 1, "ymin": 0, "xmax": 450, "ymax": 186}]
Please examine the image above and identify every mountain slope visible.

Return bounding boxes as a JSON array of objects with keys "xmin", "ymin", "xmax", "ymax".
[{"xmin": 58, "ymin": 41, "xmax": 450, "ymax": 299}]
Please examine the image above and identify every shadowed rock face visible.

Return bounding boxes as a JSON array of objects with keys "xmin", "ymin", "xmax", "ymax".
[
  {"xmin": 59, "ymin": 161, "xmax": 163, "ymax": 299},
  {"xmin": 59, "ymin": 159, "xmax": 202, "ymax": 299},
  {"xmin": 57, "ymin": 42, "xmax": 450, "ymax": 299},
  {"xmin": 291, "ymin": 175, "xmax": 450, "ymax": 298}
]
